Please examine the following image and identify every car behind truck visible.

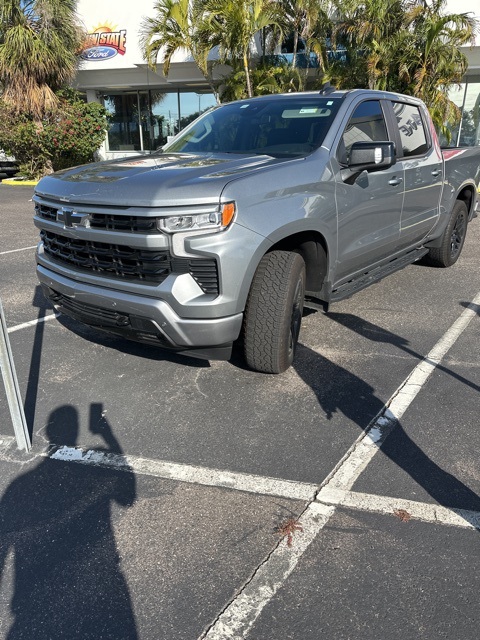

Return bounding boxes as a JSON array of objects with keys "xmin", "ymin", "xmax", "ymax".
[
  {"xmin": 34, "ymin": 89, "xmax": 480, "ymax": 373},
  {"xmin": 0, "ymin": 150, "xmax": 18, "ymax": 178}
]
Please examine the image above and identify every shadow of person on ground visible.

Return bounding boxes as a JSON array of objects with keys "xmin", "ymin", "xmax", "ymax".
[
  {"xmin": 0, "ymin": 404, "xmax": 138, "ymax": 639},
  {"xmin": 294, "ymin": 343, "xmax": 480, "ymax": 514}
]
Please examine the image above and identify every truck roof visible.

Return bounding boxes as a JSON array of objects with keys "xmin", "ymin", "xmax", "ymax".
[{"xmin": 226, "ymin": 88, "xmax": 424, "ymax": 106}]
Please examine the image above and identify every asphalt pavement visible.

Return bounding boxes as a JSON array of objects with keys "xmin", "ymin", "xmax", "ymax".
[{"xmin": 0, "ymin": 182, "xmax": 479, "ymax": 639}]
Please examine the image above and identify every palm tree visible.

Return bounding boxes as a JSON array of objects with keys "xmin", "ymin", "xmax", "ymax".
[
  {"xmin": 281, "ymin": 0, "xmax": 330, "ymax": 74},
  {"xmin": 201, "ymin": 0, "xmax": 285, "ymax": 98},
  {"xmin": 0, "ymin": 0, "xmax": 84, "ymax": 118},
  {"xmin": 140, "ymin": 0, "xmax": 218, "ymax": 100},
  {"xmin": 329, "ymin": 0, "xmax": 478, "ymax": 135},
  {"xmin": 395, "ymin": 1, "xmax": 477, "ymax": 132},
  {"xmin": 330, "ymin": 0, "xmax": 406, "ymax": 90}
]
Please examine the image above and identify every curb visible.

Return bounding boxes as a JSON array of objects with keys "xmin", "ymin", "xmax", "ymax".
[{"xmin": 2, "ymin": 179, "xmax": 38, "ymax": 186}]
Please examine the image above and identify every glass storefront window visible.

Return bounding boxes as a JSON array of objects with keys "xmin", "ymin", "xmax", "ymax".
[
  {"xmin": 104, "ymin": 93, "xmax": 142, "ymax": 151},
  {"xmin": 179, "ymin": 92, "xmax": 218, "ymax": 130},
  {"xmin": 443, "ymin": 84, "xmax": 465, "ymax": 147},
  {"xmin": 443, "ymin": 80, "xmax": 480, "ymax": 147},
  {"xmin": 458, "ymin": 82, "xmax": 480, "ymax": 147},
  {"xmin": 103, "ymin": 90, "xmax": 217, "ymax": 153},
  {"xmin": 144, "ymin": 91, "xmax": 180, "ymax": 151}
]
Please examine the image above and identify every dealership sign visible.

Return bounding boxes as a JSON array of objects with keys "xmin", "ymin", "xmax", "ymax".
[{"xmin": 81, "ymin": 24, "xmax": 127, "ymax": 61}]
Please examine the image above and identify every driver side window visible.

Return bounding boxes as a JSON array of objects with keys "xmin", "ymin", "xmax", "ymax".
[{"xmin": 338, "ymin": 100, "xmax": 388, "ymax": 164}]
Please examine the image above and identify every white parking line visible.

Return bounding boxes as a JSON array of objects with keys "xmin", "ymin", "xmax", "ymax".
[
  {"xmin": 1, "ymin": 440, "xmax": 477, "ymax": 532},
  {"xmin": 0, "ymin": 245, "xmax": 37, "ymax": 255},
  {"xmin": 7, "ymin": 313, "xmax": 59, "ymax": 334},
  {"xmin": 318, "ymin": 488, "xmax": 480, "ymax": 530},
  {"xmin": 47, "ymin": 445, "xmax": 318, "ymax": 501},
  {"xmin": 0, "ymin": 436, "xmax": 15, "ymax": 456}
]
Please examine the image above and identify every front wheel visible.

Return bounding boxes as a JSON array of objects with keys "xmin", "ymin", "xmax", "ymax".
[
  {"xmin": 243, "ymin": 250, "xmax": 305, "ymax": 374},
  {"xmin": 423, "ymin": 200, "xmax": 468, "ymax": 267}
]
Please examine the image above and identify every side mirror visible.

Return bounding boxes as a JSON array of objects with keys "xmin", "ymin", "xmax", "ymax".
[{"xmin": 348, "ymin": 141, "xmax": 396, "ymax": 171}]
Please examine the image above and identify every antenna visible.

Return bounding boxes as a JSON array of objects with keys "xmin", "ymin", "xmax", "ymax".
[{"xmin": 319, "ymin": 82, "xmax": 336, "ymax": 95}]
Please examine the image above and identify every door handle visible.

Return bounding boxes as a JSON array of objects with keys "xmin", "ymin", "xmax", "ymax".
[
  {"xmin": 388, "ymin": 177, "xmax": 403, "ymax": 186},
  {"xmin": 431, "ymin": 169, "xmax": 441, "ymax": 177}
]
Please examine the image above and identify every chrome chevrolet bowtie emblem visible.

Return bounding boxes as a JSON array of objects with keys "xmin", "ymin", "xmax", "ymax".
[{"xmin": 57, "ymin": 207, "xmax": 89, "ymax": 228}]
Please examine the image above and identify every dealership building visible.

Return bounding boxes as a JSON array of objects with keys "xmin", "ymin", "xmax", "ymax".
[{"xmin": 74, "ymin": 0, "xmax": 480, "ymax": 160}]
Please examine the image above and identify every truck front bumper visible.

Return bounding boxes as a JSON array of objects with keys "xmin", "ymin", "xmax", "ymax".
[{"xmin": 37, "ymin": 265, "xmax": 244, "ymax": 361}]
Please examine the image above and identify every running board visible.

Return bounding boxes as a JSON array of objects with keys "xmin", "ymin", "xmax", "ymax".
[{"xmin": 330, "ymin": 247, "xmax": 429, "ymax": 302}]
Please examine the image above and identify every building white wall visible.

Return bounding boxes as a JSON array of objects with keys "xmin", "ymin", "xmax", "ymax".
[
  {"xmin": 445, "ymin": 0, "xmax": 480, "ymax": 51},
  {"xmin": 77, "ymin": 0, "xmax": 158, "ymax": 69}
]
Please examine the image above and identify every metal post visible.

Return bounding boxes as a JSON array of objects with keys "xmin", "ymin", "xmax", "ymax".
[{"xmin": 0, "ymin": 297, "xmax": 31, "ymax": 451}]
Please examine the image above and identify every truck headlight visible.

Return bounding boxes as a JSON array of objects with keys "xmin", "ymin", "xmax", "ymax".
[{"xmin": 157, "ymin": 202, "xmax": 236, "ymax": 234}]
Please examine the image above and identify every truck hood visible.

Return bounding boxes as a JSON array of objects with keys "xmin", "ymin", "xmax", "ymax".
[{"xmin": 35, "ymin": 152, "xmax": 286, "ymax": 207}]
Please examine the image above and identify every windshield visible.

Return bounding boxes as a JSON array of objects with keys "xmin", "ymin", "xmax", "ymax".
[{"xmin": 163, "ymin": 96, "xmax": 342, "ymax": 157}]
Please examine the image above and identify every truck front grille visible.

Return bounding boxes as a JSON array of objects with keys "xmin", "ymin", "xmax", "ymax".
[
  {"xmin": 90, "ymin": 213, "xmax": 158, "ymax": 233},
  {"xmin": 36, "ymin": 204, "xmax": 57, "ymax": 221},
  {"xmin": 40, "ymin": 230, "xmax": 219, "ymax": 293},
  {"xmin": 36, "ymin": 204, "xmax": 159, "ymax": 233}
]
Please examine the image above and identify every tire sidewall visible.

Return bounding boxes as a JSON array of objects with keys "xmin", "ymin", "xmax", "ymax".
[
  {"xmin": 243, "ymin": 250, "xmax": 306, "ymax": 374},
  {"xmin": 444, "ymin": 201, "xmax": 468, "ymax": 266},
  {"xmin": 279, "ymin": 254, "xmax": 306, "ymax": 370}
]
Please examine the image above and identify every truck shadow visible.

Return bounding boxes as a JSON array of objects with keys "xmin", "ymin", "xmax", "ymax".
[
  {"xmin": 56, "ymin": 312, "xmax": 210, "ymax": 369},
  {"xmin": 293, "ymin": 338, "xmax": 480, "ymax": 517},
  {"xmin": 326, "ymin": 310, "xmax": 480, "ymax": 394}
]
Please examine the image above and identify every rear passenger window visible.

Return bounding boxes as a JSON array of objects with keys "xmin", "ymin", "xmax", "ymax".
[
  {"xmin": 338, "ymin": 100, "xmax": 388, "ymax": 164},
  {"xmin": 392, "ymin": 102, "xmax": 429, "ymax": 157}
]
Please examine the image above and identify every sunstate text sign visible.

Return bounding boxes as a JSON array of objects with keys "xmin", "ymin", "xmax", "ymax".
[{"xmin": 81, "ymin": 24, "xmax": 127, "ymax": 61}]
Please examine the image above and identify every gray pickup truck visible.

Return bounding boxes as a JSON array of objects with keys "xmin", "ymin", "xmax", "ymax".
[{"xmin": 34, "ymin": 89, "xmax": 480, "ymax": 373}]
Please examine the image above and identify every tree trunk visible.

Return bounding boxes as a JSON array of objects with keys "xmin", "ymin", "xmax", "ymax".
[
  {"xmin": 292, "ymin": 30, "xmax": 299, "ymax": 69},
  {"xmin": 244, "ymin": 51, "xmax": 253, "ymax": 98}
]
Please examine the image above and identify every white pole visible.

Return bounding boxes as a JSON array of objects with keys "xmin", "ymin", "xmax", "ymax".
[{"xmin": 0, "ymin": 297, "xmax": 31, "ymax": 451}]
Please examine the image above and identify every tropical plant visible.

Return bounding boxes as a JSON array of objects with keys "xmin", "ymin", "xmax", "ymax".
[
  {"xmin": 0, "ymin": 90, "xmax": 109, "ymax": 179},
  {"xmin": 329, "ymin": 0, "xmax": 409, "ymax": 90},
  {"xmin": 328, "ymin": 0, "xmax": 478, "ymax": 135},
  {"xmin": 280, "ymin": 0, "xmax": 331, "ymax": 89},
  {"xmin": 140, "ymin": 0, "xmax": 219, "ymax": 100},
  {"xmin": 395, "ymin": 1, "xmax": 477, "ymax": 132},
  {"xmin": 140, "ymin": 0, "xmax": 331, "ymax": 100},
  {"xmin": 219, "ymin": 60, "xmax": 304, "ymax": 101},
  {"xmin": 0, "ymin": 0, "xmax": 84, "ymax": 118},
  {"xmin": 201, "ymin": 0, "xmax": 286, "ymax": 98}
]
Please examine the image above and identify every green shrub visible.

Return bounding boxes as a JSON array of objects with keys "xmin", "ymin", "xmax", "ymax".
[{"xmin": 0, "ymin": 90, "xmax": 109, "ymax": 179}]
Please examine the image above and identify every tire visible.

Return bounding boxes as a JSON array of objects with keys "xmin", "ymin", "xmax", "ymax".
[
  {"xmin": 243, "ymin": 250, "xmax": 305, "ymax": 374},
  {"xmin": 423, "ymin": 200, "xmax": 468, "ymax": 267}
]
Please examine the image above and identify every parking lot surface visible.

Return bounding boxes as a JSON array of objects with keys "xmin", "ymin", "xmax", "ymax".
[{"xmin": 0, "ymin": 183, "xmax": 479, "ymax": 639}]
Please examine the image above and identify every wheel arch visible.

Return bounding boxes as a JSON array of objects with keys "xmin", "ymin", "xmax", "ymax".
[
  {"xmin": 423, "ymin": 198, "xmax": 468, "ymax": 267},
  {"xmin": 427, "ymin": 191, "xmax": 472, "ymax": 249},
  {"xmin": 268, "ymin": 230, "xmax": 329, "ymax": 295},
  {"xmin": 456, "ymin": 184, "xmax": 476, "ymax": 220}
]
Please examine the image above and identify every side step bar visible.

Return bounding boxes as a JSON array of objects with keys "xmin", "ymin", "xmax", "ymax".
[{"xmin": 330, "ymin": 247, "xmax": 429, "ymax": 302}]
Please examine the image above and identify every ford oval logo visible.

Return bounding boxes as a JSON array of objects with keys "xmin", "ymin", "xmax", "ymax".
[{"xmin": 80, "ymin": 46, "xmax": 118, "ymax": 61}]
